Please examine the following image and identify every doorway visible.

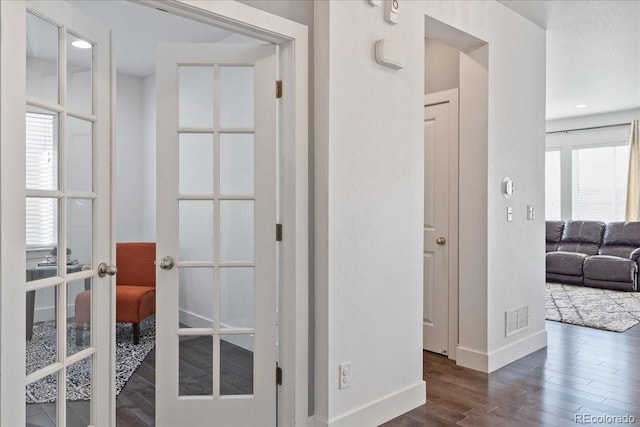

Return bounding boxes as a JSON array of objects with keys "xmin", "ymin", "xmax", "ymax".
[{"xmin": 0, "ymin": 1, "xmax": 309, "ymax": 425}]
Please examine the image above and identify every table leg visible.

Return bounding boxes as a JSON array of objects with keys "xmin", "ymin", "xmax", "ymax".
[{"xmin": 26, "ymin": 290, "xmax": 35, "ymax": 341}]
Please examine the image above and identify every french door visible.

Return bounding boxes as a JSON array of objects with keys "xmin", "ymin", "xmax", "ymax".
[
  {"xmin": 155, "ymin": 44, "xmax": 277, "ymax": 426},
  {"xmin": 0, "ymin": 1, "xmax": 113, "ymax": 425}
]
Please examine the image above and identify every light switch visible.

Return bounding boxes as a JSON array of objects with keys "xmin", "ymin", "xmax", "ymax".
[
  {"xmin": 507, "ymin": 206, "xmax": 513, "ymax": 222},
  {"xmin": 527, "ymin": 204, "xmax": 535, "ymax": 220}
]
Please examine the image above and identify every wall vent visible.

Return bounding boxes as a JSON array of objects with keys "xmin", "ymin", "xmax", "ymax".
[{"xmin": 505, "ymin": 306, "xmax": 529, "ymax": 337}]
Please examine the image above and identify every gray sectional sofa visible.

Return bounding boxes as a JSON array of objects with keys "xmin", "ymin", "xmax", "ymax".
[{"xmin": 545, "ymin": 220, "xmax": 640, "ymax": 292}]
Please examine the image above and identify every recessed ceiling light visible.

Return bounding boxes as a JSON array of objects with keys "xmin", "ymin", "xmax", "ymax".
[
  {"xmin": 71, "ymin": 40, "xmax": 91, "ymax": 49},
  {"xmin": 576, "ymin": 104, "xmax": 589, "ymax": 109}
]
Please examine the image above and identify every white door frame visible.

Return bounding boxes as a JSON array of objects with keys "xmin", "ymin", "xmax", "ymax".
[
  {"xmin": 138, "ymin": 1, "xmax": 309, "ymax": 425},
  {"xmin": 424, "ymin": 89, "xmax": 459, "ymax": 360}
]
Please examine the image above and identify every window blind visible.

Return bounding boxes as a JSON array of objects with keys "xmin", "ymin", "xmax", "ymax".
[
  {"xmin": 26, "ymin": 111, "xmax": 58, "ymax": 248},
  {"xmin": 572, "ymin": 145, "xmax": 629, "ymax": 222}
]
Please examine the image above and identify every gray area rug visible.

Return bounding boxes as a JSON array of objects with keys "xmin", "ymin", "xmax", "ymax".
[
  {"xmin": 26, "ymin": 319, "xmax": 155, "ymax": 403},
  {"xmin": 546, "ymin": 283, "xmax": 640, "ymax": 332}
]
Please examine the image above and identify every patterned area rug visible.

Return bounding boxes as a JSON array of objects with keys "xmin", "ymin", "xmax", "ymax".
[
  {"xmin": 546, "ymin": 283, "xmax": 640, "ymax": 332},
  {"xmin": 26, "ymin": 319, "xmax": 155, "ymax": 403}
]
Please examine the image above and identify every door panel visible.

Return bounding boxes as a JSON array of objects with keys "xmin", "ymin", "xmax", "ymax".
[
  {"xmin": 1, "ymin": 1, "xmax": 112, "ymax": 424},
  {"xmin": 156, "ymin": 43, "xmax": 277, "ymax": 427},
  {"xmin": 423, "ymin": 102, "xmax": 450, "ymax": 355}
]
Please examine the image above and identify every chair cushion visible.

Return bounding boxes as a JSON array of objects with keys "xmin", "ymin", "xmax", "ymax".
[
  {"xmin": 546, "ymin": 221, "xmax": 564, "ymax": 252},
  {"xmin": 74, "ymin": 290, "xmax": 91, "ymax": 324},
  {"xmin": 546, "ymin": 251, "xmax": 587, "ymax": 276},
  {"xmin": 557, "ymin": 221, "xmax": 605, "ymax": 255},
  {"xmin": 116, "ymin": 285, "xmax": 155, "ymax": 323},
  {"xmin": 583, "ymin": 255, "xmax": 637, "ymax": 283}
]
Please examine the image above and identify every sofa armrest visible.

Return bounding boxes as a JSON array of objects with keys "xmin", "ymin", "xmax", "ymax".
[{"xmin": 630, "ymin": 247, "xmax": 640, "ymax": 263}]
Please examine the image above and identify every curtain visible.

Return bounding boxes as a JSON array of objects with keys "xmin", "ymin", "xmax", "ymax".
[{"xmin": 625, "ymin": 119, "xmax": 640, "ymax": 221}]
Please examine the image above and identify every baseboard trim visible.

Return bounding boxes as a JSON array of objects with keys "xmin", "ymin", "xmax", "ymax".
[
  {"xmin": 456, "ymin": 330, "xmax": 548, "ymax": 373},
  {"xmin": 314, "ymin": 381, "xmax": 425, "ymax": 427},
  {"xmin": 487, "ymin": 329, "xmax": 547, "ymax": 372},
  {"xmin": 456, "ymin": 345, "xmax": 489, "ymax": 372}
]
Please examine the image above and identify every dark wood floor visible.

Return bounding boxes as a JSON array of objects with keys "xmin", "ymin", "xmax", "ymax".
[
  {"xmin": 384, "ymin": 320, "xmax": 640, "ymax": 426},
  {"xmin": 28, "ymin": 320, "xmax": 640, "ymax": 426}
]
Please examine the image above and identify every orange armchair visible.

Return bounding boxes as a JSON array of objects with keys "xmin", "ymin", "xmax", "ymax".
[{"xmin": 75, "ymin": 242, "xmax": 156, "ymax": 345}]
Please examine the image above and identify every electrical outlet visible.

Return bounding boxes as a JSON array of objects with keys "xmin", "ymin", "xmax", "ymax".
[
  {"xmin": 507, "ymin": 206, "xmax": 513, "ymax": 222},
  {"xmin": 339, "ymin": 362, "xmax": 351, "ymax": 389},
  {"xmin": 527, "ymin": 204, "xmax": 535, "ymax": 220}
]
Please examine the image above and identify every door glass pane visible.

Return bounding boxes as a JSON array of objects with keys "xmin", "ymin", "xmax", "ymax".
[
  {"xmin": 220, "ymin": 134, "xmax": 254, "ymax": 195},
  {"xmin": 219, "ymin": 66, "xmax": 254, "ymax": 129},
  {"xmin": 66, "ymin": 33, "xmax": 93, "ymax": 113},
  {"xmin": 66, "ymin": 356, "xmax": 92, "ymax": 426},
  {"xmin": 26, "ymin": 197, "xmax": 59, "ymax": 278},
  {"xmin": 179, "ymin": 66, "xmax": 214, "ymax": 128},
  {"xmin": 179, "ymin": 201, "xmax": 214, "ymax": 262},
  {"xmin": 220, "ymin": 267, "xmax": 254, "ymax": 329},
  {"xmin": 179, "ymin": 133, "xmax": 213, "ymax": 195},
  {"xmin": 220, "ymin": 200, "xmax": 254, "ymax": 262},
  {"xmin": 26, "ymin": 106, "xmax": 58, "ymax": 191},
  {"xmin": 68, "ymin": 279, "xmax": 92, "ymax": 355},
  {"xmin": 220, "ymin": 335, "xmax": 253, "ymax": 396},
  {"xmin": 179, "ymin": 335, "xmax": 213, "ymax": 396},
  {"xmin": 26, "ymin": 12, "xmax": 59, "ymax": 105},
  {"xmin": 178, "ymin": 268, "xmax": 214, "ymax": 329},
  {"xmin": 67, "ymin": 198, "xmax": 92, "ymax": 269},
  {"xmin": 26, "ymin": 285, "xmax": 58, "ymax": 375},
  {"xmin": 26, "ymin": 372, "xmax": 57, "ymax": 423},
  {"xmin": 66, "ymin": 116, "xmax": 92, "ymax": 192}
]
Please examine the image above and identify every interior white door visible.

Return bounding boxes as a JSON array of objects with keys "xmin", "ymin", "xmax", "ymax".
[
  {"xmin": 423, "ymin": 92, "xmax": 456, "ymax": 356},
  {"xmin": 155, "ymin": 43, "xmax": 277, "ymax": 426},
  {"xmin": 0, "ymin": 1, "xmax": 112, "ymax": 425}
]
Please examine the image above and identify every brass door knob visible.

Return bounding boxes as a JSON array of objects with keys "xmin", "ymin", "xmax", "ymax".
[{"xmin": 436, "ymin": 236, "xmax": 447, "ymax": 245}]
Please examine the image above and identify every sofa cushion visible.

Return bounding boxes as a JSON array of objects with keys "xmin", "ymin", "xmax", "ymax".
[
  {"xmin": 598, "ymin": 221, "xmax": 640, "ymax": 258},
  {"xmin": 546, "ymin": 251, "xmax": 588, "ymax": 276},
  {"xmin": 557, "ymin": 220, "xmax": 605, "ymax": 255},
  {"xmin": 546, "ymin": 221, "xmax": 564, "ymax": 252},
  {"xmin": 583, "ymin": 255, "xmax": 637, "ymax": 283}
]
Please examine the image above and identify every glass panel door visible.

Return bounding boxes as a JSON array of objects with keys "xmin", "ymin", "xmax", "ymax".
[{"xmin": 156, "ymin": 43, "xmax": 276, "ymax": 427}]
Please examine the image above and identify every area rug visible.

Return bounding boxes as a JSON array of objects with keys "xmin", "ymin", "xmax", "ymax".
[
  {"xmin": 26, "ymin": 318, "xmax": 155, "ymax": 403},
  {"xmin": 545, "ymin": 283, "xmax": 640, "ymax": 332}
]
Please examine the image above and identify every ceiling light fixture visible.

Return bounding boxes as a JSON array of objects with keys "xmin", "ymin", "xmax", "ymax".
[
  {"xmin": 576, "ymin": 104, "xmax": 589, "ymax": 109},
  {"xmin": 71, "ymin": 40, "xmax": 91, "ymax": 49}
]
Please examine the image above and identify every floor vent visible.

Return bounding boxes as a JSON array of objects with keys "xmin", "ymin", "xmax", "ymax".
[{"xmin": 505, "ymin": 306, "xmax": 529, "ymax": 337}]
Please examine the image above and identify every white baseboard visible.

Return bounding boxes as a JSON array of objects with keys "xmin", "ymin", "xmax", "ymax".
[
  {"xmin": 487, "ymin": 329, "xmax": 547, "ymax": 372},
  {"xmin": 457, "ymin": 329, "xmax": 548, "ymax": 373},
  {"xmin": 178, "ymin": 309, "xmax": 254, "ymax": 351},
  {"xmin": 314, "ymin": 381, "xmax": 426, "ymax": 427}
]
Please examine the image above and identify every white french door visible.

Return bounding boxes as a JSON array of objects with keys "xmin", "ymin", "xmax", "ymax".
[
  {"xmin": 0, "ymin": 1, "xmax": 113, "ymax": 426},
  {"xmin": 155, "ymin": 44, "xmax": 277, "ymax": 426}
]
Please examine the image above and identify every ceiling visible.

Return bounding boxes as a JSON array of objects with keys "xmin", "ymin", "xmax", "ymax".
[
  {"xmin": 68, "ymin": 0, "xmax": 237, "ymax": 77},
  {"xmin": 499, "ymin": 0, "xmax": 640, "ymax": 120}
]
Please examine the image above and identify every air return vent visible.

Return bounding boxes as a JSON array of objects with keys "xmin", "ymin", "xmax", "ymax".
[{"xmin": 505, "ymin": 306, "xmax": 529, "ymax": 337}]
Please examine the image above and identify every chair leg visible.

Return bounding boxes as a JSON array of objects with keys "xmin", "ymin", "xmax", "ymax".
[{"xmin": 133, "ymin": 322, "xmax": 140, "ymax": 345}]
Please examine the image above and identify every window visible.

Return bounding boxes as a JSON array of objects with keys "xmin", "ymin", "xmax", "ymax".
[
  {"xmin": 572, "ymin": 145, "xmax": 629, "ymax": 222},
  {"xmin": 545, "ymin": 150, "xmax": 561, "ymax": 220},
  {"xmin": 26, "ymin": 111, "xmax": 58, "ymax": 248}
]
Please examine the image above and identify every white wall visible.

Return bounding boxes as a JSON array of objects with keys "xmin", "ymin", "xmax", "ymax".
[
  {"xmin": 116, "ymin": 73, "xmax": 144, "ymax": 242},
  {"xmin": 312, "ymin": 1, "xmax": 546, "ymax": 424},
  {"xmin": 424, "ymin": 38, "xmax": 459, "ymax": 94},
  {"xmin": 141, "ymin": 74, "xmax": 156, "ymax": 241}
]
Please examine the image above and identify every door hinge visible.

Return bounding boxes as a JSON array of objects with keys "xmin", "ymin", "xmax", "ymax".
[
  {"xmin": 276, "ymin": 365, "xmax": 283, "ymax": 385},
  {"xmin": 276, "ymin": 223, "xmax": 283, "ymax": 242},
  {"xmin": 276, "ymin": 80, "xmax": 283, "ymax": 99}
]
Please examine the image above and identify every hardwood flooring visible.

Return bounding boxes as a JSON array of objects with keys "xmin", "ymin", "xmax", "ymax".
[
  {"xmin": 384, "ymin": 320, "xmax": 640, "ymax": 426},
  {"xmin": 27, "ymin": 320, "xmax": 640, "ymax": 426}
]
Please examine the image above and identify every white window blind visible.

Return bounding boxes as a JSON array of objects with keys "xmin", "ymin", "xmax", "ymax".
[
  {"xmin": 572, "ymin": 145, "xmax": 629, "ymax": 223},
  {"xmin": 26, "ymin": 111, "xmax": 58, "ymax": 248},
  {"xmin": 545, "ymin": 150, "xmax": 561, "ymax": 220}
]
